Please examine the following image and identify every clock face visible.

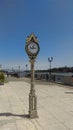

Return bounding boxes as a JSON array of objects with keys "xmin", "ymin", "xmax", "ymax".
[{"xmin": 28, "ymin": 42, "xmax": 38, "ymax": 54}]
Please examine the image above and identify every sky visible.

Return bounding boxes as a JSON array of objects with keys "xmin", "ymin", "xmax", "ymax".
[{"xmin": 0, "ymin": 0, "xmax": 73, "ymax": 70}]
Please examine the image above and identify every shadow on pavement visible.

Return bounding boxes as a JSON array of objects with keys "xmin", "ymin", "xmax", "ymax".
[{"xmin": 0, "ymin": 112, "xmax": 29, "ymax": 118}]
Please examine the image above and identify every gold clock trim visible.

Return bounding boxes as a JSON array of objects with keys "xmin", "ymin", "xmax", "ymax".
[{"xmin": 26, "ymin": 33, "xmax": 38, "ymax": 43}]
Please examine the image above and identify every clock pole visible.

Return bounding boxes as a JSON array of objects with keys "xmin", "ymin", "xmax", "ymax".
[
  {"xmin": 29, "ymin": 58, "xmax": 38, "ymax": 118},
  {"xmin": 25, "ymin": 33, "xmax": 40, "ymax": 119}
]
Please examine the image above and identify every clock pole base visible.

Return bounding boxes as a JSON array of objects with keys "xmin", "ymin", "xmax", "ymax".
[
  {"xmin": 29, "ymin": 110, "xmax": 38, "ymax": 119},
  {"xmin": 29, "ymin": 92, "xmax": 38, "ymax": 119}
]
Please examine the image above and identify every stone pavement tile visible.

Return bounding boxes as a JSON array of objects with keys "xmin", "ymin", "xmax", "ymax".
[
  {"xmin": 0, "ymin": 81, "xmax": 73, "ymax": 130},
  {"xmin": 0, "ymin": 118, "xmax": 17, "ymax": 130},
  {"xmin": 16, "ymin": 119, "xmax": 37, "ymax": 130},
  {"xmin": 30, "ymin": 119, "xmax": 44, "ymax": 130},
  {"xmin": 36, "ymin": 85, "xmax": 73, "ymax": 130},
  {"xmin": 42, "ymin": 97, "xmax": 73, "ymax": 130},
  {"xmin": 48, "ymin": 123, "xmax": 69, "ymax": 130},
  {"xmin": 36, "ymin": 109, "xmax": 68, "ymax": 130}
]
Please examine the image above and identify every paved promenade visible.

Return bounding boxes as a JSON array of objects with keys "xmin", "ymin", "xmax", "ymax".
[{"xmin": 0, "ymin": 80, "xmax": 73, "ymax": 130}]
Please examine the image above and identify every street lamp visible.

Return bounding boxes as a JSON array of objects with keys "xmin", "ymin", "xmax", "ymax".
[
  {"xmin": 0, "ymin": 64, "xmax": 2, "ymax": 71},
  {"xmin": 25, "ymin": 33, "xmax": 40, "ymax": 118},
  {"xmin": 25, "ymin": 64, "xmax": 28, "ymax": 77},
  {"xmin": 18, "ymin": 65, "xmax": 20, "ymax": 78},
  {"xmin": 48, "ymin": 57, "xmax": 53, "ymax": 81}
]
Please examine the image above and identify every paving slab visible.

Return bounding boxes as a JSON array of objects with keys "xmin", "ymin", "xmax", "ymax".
[{"xmin": 0, "ymin": 81, "xmax": 73, "ymax": 130}]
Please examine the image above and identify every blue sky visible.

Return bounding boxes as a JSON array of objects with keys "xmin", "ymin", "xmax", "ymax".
[{"xmin": 0, "ymin": 0, "xmax": 73, "ymax": 70}]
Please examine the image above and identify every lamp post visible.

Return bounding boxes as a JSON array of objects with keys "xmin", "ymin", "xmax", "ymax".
[
  {"xmin": 48, "ymin": 57, "xmax": 53, "ymax": 81},
  {"xmin": 12, "ymin": 67, "xmax": 14, "ymax": 72},
  {"xmin": 25, "ymin": 33, "xmax": 40, "ymax": 118},
  {"xmin": 0, "ymin": 64, "xmax": 2, "ymax": 72},
  {"xmin": 25, "ymin": 64, "xmax": 28, "ymax": 77},
  {"xmin": 18, "ymin": 65, "xmax": 20, "ymax": 78}
]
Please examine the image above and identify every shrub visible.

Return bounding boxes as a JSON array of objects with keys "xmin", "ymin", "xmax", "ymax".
[{"xmin": 0, "ymin": 72, "xmax": 5, "ymax": 83}]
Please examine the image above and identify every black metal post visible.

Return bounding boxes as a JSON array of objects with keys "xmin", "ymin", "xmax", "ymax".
[{"xmin": 48, "ymin": 57, "xmax": 53, "ymax": 81}]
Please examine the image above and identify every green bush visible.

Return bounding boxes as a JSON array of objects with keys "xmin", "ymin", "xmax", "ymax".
[{"xmin": 0, "ymin": 72, "xmax": 5, "ymax": 83}]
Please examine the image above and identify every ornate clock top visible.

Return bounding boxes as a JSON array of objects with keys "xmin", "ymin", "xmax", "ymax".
[{"xmin": 26, "ymin": 33, "xmax": 39, "ymax": 43}]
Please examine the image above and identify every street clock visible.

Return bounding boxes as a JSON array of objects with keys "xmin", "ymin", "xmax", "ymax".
[
  {"xmin": 25, "ymin": 33, "xmax": 40, "ymax": 118},
  {"xmin": 25, "ymin": 33, "xmax": 40, "ymax": 58}
]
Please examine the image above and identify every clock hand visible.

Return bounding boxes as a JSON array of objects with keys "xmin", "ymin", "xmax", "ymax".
[{"xmin": 30, "ymin": 46, "xmax": 36, "ymax": 49}]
